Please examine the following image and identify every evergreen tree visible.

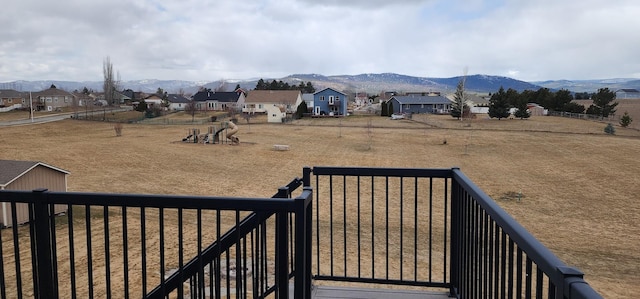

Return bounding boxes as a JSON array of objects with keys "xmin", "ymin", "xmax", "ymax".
[
  {"xmin": 533, "ymin": 88, "xmax": 553, "ymax": 108},
  {"xmin": 234, "ymin": 84, "xmax": 241, "ymax": 91},
  {"xmin": 488, "ymin": 87, "xmax": 511, "ymax": 120},
  {"xmin": 513, "ymin": 97, "xmax": 530, "ymax": 119},
  {"xmin": 305, "ymin": 82, "xmax": 316, "ymax": 93},
  {"xmin": 505, "ymin": 88, "xmax": 520, "ymax": 107},
  {"xmin": 388, "ymin": 101, "xmax": 394, "ymax": 116},
  {"xmin": 255, "ymin": 79, "xmax": 267, "ymax": 90},
  {"xmin": 591, "ymin": 88, "xmax": 618, "ymax": 119},
  {"xmin": 381, "ymin": 100, "xmax": 388, "ymax": 116},
  {"xmin": 296, "ymin": 101, "xmax": 308, "ymax": 118},
  {"xmin": 564, "ymin": 102, "xmax": 585, "ymax": 113},
  {"xmin": 450, "ymin": 79, "xmax": 469, "ymax": 119},
  {"xmin": 620, "ymin": 111, "xmax": 633, "ymax": 127},
  {"xmin": 136, "ymin": 99, "xmax": 148, "ymax": 112},
  {"xmin": 552, "ymin": 89, "xmax": 574, "ymax": 111}
]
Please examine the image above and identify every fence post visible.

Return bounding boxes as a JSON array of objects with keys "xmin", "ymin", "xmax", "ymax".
[
  {"xmin": 32, "ymin": 188, "xmax": 56, "ymax": 299},
  {"xmin": 274, "ymin": 187, "xmax": 289, "ymax": 299}
]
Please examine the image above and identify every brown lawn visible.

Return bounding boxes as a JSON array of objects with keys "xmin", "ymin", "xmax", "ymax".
[{"xmin": 0, "ymin": 113, "xmax": 639, "ymax": 298}]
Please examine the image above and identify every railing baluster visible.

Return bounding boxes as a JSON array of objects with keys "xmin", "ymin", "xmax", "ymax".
[
  {"xmin": 104, "ymin": 205, "xmax": 111, "ymax": 299},
  {"xmin": 140, "ymin": 207, "xmax": 147, "ymax": 296},
  {"xmin": 12, "ymin": 202, "xmax": 24, "ymax": 299},
  {"xmin": 85, "ymin": 205, "xmax": 94, "ymax": 299},
  {"xmin": 122, "ymin": 207, "xmax": 129, "ymax": 299},
  {"xmin": 343, "ymin": 175, "xmax": 347, "ymax": 277}
]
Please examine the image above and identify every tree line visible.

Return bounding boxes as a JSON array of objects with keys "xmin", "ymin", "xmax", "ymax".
[
  {"xmin": 486, "ymin": 86, "xmax": 619, "ymax": 120},
  {"xmin": 254, "ymin": 79, "xmax": 316, "ymax": 93}
]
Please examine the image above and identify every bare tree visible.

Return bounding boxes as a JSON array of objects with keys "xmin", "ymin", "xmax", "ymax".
[
  {"xmin": 103, "ymin": 56, "xmax": 120, "ymax": 106},
  {"xmin": 185, "ymin": 100, "xmax": 198, "ymax": 122}
]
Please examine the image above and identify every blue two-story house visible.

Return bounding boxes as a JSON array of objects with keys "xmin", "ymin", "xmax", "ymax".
[{"xmin": 313, "ymin": 88, "xmax": 347, "ymax": 116}]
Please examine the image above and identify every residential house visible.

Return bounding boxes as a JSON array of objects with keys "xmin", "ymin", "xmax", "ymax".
[
  {"xmin": 445, "ymin": 92, "xmax": 490, "ymax": 114},
  {"xmin": 143, "ymin": 94, "xmax": 165, "ymax": 108},
  {"xmin": 0, "ymin": 160, "xmax": 69, "ymax": 226},
  {"xmin": 91, "ymin": 91, "xmax": 131, "ymax": 106},
  {"xmin": 615, "ymin": 89, "xmax": 640, "ymax": 99},
  {"xmin": 33, "ymin": 85, "xmax": 77, "ymax": 111},
  {"xmin": 301, "ymin": 93, "xmax": 314, "ymax": 113},
  {"xmin": 167, "ymin": 94, "xmax": 191, "ymax": 111},
  {"xmin": 243, "ymin": 90, "xmax": 302, "ymax": 122},
  {"xmin": 388, "ymin": 94, "xmax": 451, "ymax": 115},
  {"xmin": 192, "ymin": 90, "xmax": 245, "ymax": 112},
  {"xmin": 0, "ymin": 89, "xmax": 27, "ymax": 110},
  {"xmin": 121, "ymin": 89, "xmax": 147, "ymax": 103},
  {"xmin": 312, "ymin": 88, "xmax": 347, "ymax": 116},
  {"xmin": 354, "ymin": 92, "xmax": 370, "ymax": 107}
]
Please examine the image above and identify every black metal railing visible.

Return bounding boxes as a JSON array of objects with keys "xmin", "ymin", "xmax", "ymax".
[
  {"xmin": 310, "ymin": 166, "xmax": 603, "ymax": 299},
  {"xmin": 0, "ymin": 166, "xmax": 603, "ymax": 298},
  {"xmin": 450, "ymin": 169, "xmax": 602, "ymax": 299},
  {"xmin": 0, "ymin": 170, "xmax": 312, "ymax": 299},
  {"xmin": 311, "ymin": 166, "xmax": 453, "ymax": 288}
]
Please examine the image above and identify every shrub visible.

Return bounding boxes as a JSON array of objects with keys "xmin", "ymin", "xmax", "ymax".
[
  {"xmin": 604, "ymin": 123, "xmax": 616, "ymax": 135},
  {"xmin": 114, "ymin": 123, "xmax": 123, "ymax": 136}
]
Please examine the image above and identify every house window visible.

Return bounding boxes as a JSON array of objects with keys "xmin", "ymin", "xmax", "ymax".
[
  {"xmin": 404, "ymin": 104, "xmax": 410, "ymax": 109},
  {"xmin": 46, "ymin": 98, "xmax": 52, "ymax": 102},
  {"xmin": 54, "ymin": 97, "xmax": 58, "ymax": 102},
  {"xmin": 258, "ymin": 104, "xmax": 263, "ymax": 109},
  {"xmin": 336, "ymin": 96, "xmax": 340, "ymax": 101},
  {"xmin": 320, "ymin": 96, "xmax": 325, "ymax": 101},
  {"xmin": 8, "ymin": 99, "xmax": 12, "ymax": 103}
]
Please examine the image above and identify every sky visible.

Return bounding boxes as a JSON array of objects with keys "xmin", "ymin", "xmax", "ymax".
[{"xmin": 1, "ymin": 0, "xmax": 639, "ymax": 83}]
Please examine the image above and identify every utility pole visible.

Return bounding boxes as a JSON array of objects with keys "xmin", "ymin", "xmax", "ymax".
[{"xmin": 29, "ymin": 92, "xmax": 34, "ymax": 122}]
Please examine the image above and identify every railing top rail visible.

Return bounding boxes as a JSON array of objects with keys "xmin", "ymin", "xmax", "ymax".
[
  {"xmin": 451, "ymin": 169, "xmax": 569, "ymax": 281},
  {"xmin": 0, "ymin": 190, "xmax": 301, "ymax": 212},
  {"xmin": 312, "ymin": 166, "xmax": 453, "ymax": 178}
]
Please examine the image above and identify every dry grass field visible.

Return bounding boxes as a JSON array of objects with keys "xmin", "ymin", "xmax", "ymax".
[{"xmin": 1, "ymin": 113, "xmax": 639, "ymax": 298}]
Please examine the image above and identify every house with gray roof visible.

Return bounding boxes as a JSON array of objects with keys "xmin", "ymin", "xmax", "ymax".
[
  {"xmin": 192, "ymin": 90, "xmax": 245, "ymax": 111},
  {"xmin": 167, "ymin": 94, "xmax": 191, "ymax": 111},
  {"xmin": 0, "ymin": 89, "xmax": 28, "ymax": 110},
  {"xmin": 615, "ymin": 89, "xmax": 640, "ymax": 99},
  {"xmin": 32, "ymin": 85, "xmax": 77, "ymax": 111},
  {"xmin": 388, "ymin": 94, "xmax": 452, "ymax": 115}
]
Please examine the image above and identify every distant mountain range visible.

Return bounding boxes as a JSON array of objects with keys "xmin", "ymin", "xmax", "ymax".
[{"xmin": 2, "ymin": 74, "xmax": 639, "ymax": 95}]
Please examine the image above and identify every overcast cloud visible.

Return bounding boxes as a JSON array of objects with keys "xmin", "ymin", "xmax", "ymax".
[{"xmin": 1, "ymin": 0, "xmax": 639, "ymax": 82}]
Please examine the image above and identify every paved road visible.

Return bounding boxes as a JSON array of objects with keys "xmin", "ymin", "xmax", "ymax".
[{"xmin": 0, "ymin": 108, "xmax": 132, "ymax": 127}]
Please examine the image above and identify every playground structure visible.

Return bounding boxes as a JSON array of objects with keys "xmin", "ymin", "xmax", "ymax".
[{"xmin": 181, "ymin": 120, "xmax": 239, "ymax": 145}]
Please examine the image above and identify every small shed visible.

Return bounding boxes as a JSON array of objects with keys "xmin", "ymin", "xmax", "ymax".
[{"xmin": 0, "ymin": 160, "xmax": 69, "ymax": 227}]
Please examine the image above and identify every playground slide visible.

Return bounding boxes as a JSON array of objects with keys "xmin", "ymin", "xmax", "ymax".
[{"xmin": 226, "ymin": 121, "xmax": 239, "ymax": 144}]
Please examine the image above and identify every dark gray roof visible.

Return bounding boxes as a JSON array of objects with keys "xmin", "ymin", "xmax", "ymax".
[
  {"xmin": 167, "ymin": 94, "xmax": 190, "ymax": 103},
  {"xmin": 0, "ymin": 160, "xmax": 69, "ymax": 187},
  {"xmin": 0, "ymin": 89, "xmax": 27, "ymax": 98},
  {"xmin": 313, "ymin": 87, "xmax": 347, "ymax": 95},
  {"xmin": 390, "ymin": 95, "xmax": 452, "ymax": 105},
  {"xmin": 192, "ymin": 91, "xmax": 240, "ymax": 102}
]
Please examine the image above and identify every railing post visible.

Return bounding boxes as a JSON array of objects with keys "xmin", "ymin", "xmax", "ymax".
[
  {"xmin": 449, "ymin": 168, "xmax": 461, "ymax": 298},
  {"xmin": 294, "ymin": 186, "xmax": 313, "ymax": 299},
  {"xmin": 32, "ymin": 188, "xmax": 57, "ymax": 299},
  {"xmin": 274, "ymin": 187, "xmax": 289, "ymax": 299},
  {"xmin": 557, "ymin": 266, "xmax": 603, "ymax": 299},
  {"xmin": 303, "ymin": 166, "xmax": 312, "ymax": 187}
]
